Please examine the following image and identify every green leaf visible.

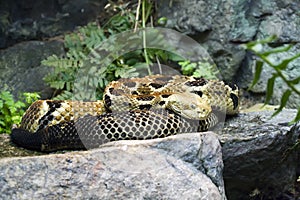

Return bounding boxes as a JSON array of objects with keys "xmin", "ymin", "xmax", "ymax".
[
  {"xmin": 11, "ymin": 115, "xmax": 22, "ymax": 123},
  {"xmin": 264, "ymin": 74, "xmax": 277, "ymax": 105},
  {"xmin": 276, "ymin": 52, "xmax": 300, "ymax": 70},
  {"xmin": 0, "ymin": 121, "xmax": 5, "ymax": 126},
  {"xmin": 289, "ymin": 77, "xmax": 300, "ymax": 85},
  {"xmin": 53, "ymin": 91, "xmax": 73, "ymax": 100},
  {"xmin": 157, "ymin": 17, "xmax": 168, "ymax": 26},
  {"xmin": 289, "ymin": 108, "xmax": 300, "ymax": 125},
  {"xmin": 14, "ymin": 101, "xmax": 26, "ymax": 109},
  {"xmin": 249, "ymin": 60, "xmax": 263, "ymax": 90},
  {"xmin": 261, "ymin": 45, "xmax": 293, "ymax": 57},
  {"xmin": 178, "ymin": 60, "xmax": 197, "ymax": 76},
  {"xmin": 271, "ymin": 89, "xmax": 292, "ymax": 117},
  {"xmin": 0, "ymin": 90, "xmax": 40, "ymax": 133},
  {"xmin": 178, "ymin": 60, "xmax": 190, "ymax": 67},
  {"xmin": 243, "ymin": 35, "xmax": 277, "ymax": 49},
  {"xmin": 0, "ymin": 91, "xmax": 13, "ymax": 102}
]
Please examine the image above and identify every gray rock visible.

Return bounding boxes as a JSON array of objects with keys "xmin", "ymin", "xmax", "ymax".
[
  {"xmin": 0, "ymin": 132, "xmax": 226, "ymax": 200},
  {"xmin": 0, "ymin": 0, "xmax": 108, "ymax": 48},
  {"xmin": 157, "ymin": 0, "xmax": 300, "ymax": 107},
  {"xmin": 0, "ymin": 40, "xmax": 64, "ymax": 99},
  {"xmin": 219, "ymin": 109, "xmax": 299, "ymax": 199},
  {"xmin": 157, "ymin": 0, "xmax": 244, "ymax": 81}
]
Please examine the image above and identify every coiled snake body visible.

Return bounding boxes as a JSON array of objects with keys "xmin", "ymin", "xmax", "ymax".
[{"xmin": 11, "ymin": 75, "xmax": 239, "ymax": 151}]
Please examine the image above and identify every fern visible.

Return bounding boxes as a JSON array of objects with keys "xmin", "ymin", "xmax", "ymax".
[
  {"xmin": 42, "ymin": 0, "xmax": 219, "ymax": 100},
  {"xmin": 244, "ymin": 35, "xmax": 300, "ymax": 124},
  {"xmin": 179, "ymin": 60, "xmax": 220, "ymax": 79},
  {"xmin": 41, "ymin": 1, "xmax": 153, "ymax": 100},
  {"xmin": 0, "ymin": 91, "xmax": 40, "ymax": 133}
]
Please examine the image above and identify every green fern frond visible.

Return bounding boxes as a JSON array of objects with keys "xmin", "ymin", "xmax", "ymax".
[
  {"xmin": 244, "ymin": 35, "xmax": 300, "ymax": 123},
  {"xmin": 0, "ymin": 91, "xmax": 40, "ymax": 133}
]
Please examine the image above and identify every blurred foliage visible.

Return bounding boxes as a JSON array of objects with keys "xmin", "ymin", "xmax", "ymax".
[
  {"xmin": 42, "ymin": 0, "xmax": 217, "ymax": 100},
  {"xmin": 244, "ymin": 35, "xmax": 300, "ymax": 124},
  {"xmin": 42, "ymin": 2, "xmax": 139, "ymax": 100},
  {"xmin": 0, "ymin": 91, "xmax": 40, "ymax": 133},
  {"xmin": 43, "ymin": 1, "xmax": 155, "ymax": 100},
  {"xmin": 179, "ymin": 60, "xmax": 220, "ymax": 79}
]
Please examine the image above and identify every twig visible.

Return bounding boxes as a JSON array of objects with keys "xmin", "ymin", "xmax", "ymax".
[
  {"xmin": 134, "ymin": 0, "xmax": 141, "ymax": 32},
  {"xmin": 142, "ymin": 0, "xmax": 151, "ymax": 75}
]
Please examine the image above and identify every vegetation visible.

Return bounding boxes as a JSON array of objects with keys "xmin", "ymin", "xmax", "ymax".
[
  {"xmin": 244, "ymin": 35, "xmax": 300, "ymax": 124},
  {"xmin": 179, "ymin": 60, "xmax": 220, "ymax": 79},
  {"xmin": 42, "ymin": 0, "xmax": 152, "ymax": 100},
  {"xmin": 0, "ymin": 91, "xmax": 40, "ymax": 133},
  {"xmin": 41, "ymin": 0, "xmax": 217, "ymax": 100}
]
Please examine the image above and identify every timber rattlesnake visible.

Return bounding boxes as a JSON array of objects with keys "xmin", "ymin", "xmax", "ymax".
[{"xmin": 11, "ymin": 75, "xmax": 239, "ymax": 151}]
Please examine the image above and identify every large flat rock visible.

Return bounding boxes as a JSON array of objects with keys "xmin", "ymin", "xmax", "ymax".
[{"xmin": 0, "ymin": 132, "xmax": 225, "ymax": 200}]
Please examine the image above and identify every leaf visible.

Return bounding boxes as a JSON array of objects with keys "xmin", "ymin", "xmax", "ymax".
[
  {"xmin": 178, "ymin": 60, "xmax": 197, "ymax": 76},
  {"xmin": 66, "ymin": 82, "xmax": 71, "ymax": 91},
  {"xmin": 157, "ymin": 17, "xmax": 168, "ymax": 26},
  {"xmin": 289, "ymin": 77, "xmax": 300, "ymax": 85},
  {"xmin": 0, "ymin": 91, "xmax": 13, "ymax": 102},
  {"xmin": 14, "ymin": 101, "xmax": 26, "ymax": 109},
  {"xmin": 249, "ymin": 60, "xmax": 263, "ymax": 90},
  {"xmin": 178, "ymin": 60, "xmax": 190, "ymax": 68},
  {"xmin": 53, "ymin": 91, "xmax": 73, "ymax": 100},
  {"xmin": 264, "ymin": 74, "xmax": 277, "ymax": 105},
  {"xmin": 11, "ymin": 115, "xmax": 22, "ymax": 123},
  {"xmin": 243, "ymin": 35, "xmax": 277, "ymax": 49},
  {"xmin": 261, "ymin": 44, "xmax": 293, "ymax": 57},
  {"xmin": 289, "ymin": 108, "xmax": 300, "ymax": 125},
  {"xmin": 0, "ymin": 121, "xmax": 5, "ymax": 126},
  {"xmin": 23, "ymin": 92, "xmax": 40, "ymax": 104},
  {"xmin": 276, "ymin": 52, "xmax": 300, "ymax": 70},
  {"xmin": 271, "ymin": 89, "xmax": 292, "ymax": 117}
]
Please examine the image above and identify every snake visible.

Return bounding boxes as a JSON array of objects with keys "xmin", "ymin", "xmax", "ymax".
[{"xmin": 11, "ymin": 74, "xmax": 239, "ymax": 151}]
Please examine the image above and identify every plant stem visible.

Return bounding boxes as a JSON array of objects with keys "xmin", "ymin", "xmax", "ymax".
[
  {"xmin": 134, "ymin": 0, "xmax": 141, "ymax": 32},
  {"xmin": 142, "ymin": 0, "xmax": 151, "ymax": 75}
]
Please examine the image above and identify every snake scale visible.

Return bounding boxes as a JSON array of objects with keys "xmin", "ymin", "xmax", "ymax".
[{"xmin": 11, "ymin": 75, "xmax": 239, "ymax": 151}]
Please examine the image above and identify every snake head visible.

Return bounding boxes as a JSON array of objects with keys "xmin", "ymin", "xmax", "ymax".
[{"xmin": 166, "ymin": 93, "xmax": 212, "ymax": 120}]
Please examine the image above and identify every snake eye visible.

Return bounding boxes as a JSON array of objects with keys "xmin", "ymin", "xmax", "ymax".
[{"xmin": 190, "ymin": 103, "xmax": 197, "ymax": 109}]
